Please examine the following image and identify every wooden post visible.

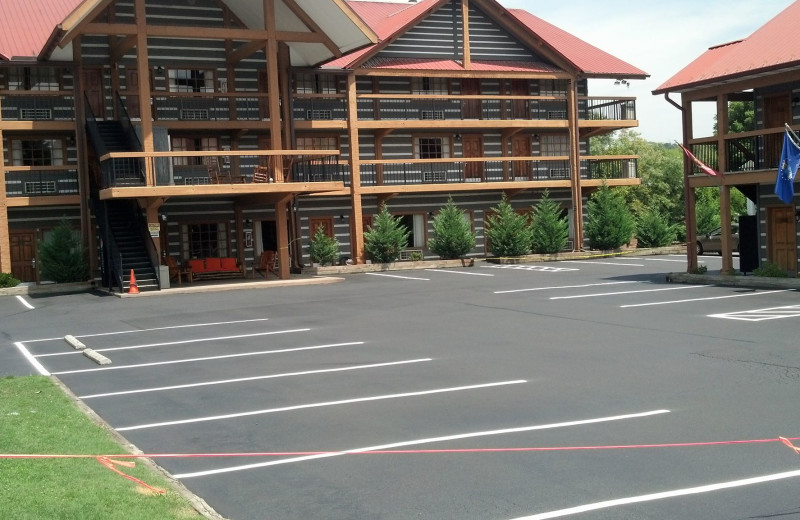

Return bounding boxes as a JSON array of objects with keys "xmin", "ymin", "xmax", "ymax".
[
  {"xmin": 73, "ymin": 38, "xmax": 95, "ymax": 275},
  {"xmin": 681, "ymin": 95, "xmax": 698, "ymax": 272},
  {"xmin": 347, "ymin": 74, "xmax": 365, "ymax": 263},
  {"xmin": 717, "ymin": 94, "xmax": 733, "ymax": 273},
  {"xmin": 461, "ymin": 0, "xmax": 471, "ymax": 70},
  {"xmin": 275, "ymin": 197, "xmax": 290, "ymax": 279},
  {"xmin": 265, "ymin": 0, "xmax": 283, "ymax": 182},
  {"xmin": 567, "ymin": 77, "xmax": 583, "ymax": 249},
  {"xmin": 0, "ymin": 124, "xmax": 9, "ymax": 273},
  {"xmin": 135, "ymin": 0, "xmax": 155, "ymax": 185}
]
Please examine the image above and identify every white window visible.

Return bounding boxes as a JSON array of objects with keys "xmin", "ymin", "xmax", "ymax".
[
  {"xmin": 296, "ymin": 136, "xmax": 338, "ymax": 150},
  {"xmin": 171, "ymin": 137, "xmax": 219, "ymax": 166},
  {"xmin": 169, "ymin": 69, "xmax": 214, "ymax": 93},
  {"xmin": 413, "ymin": 137, "xmax": 451, "ymax": 159},
  {"xmin": 11, "ymin": 139, "xmax": 64, "ymax": 166},
  {"xmin": 539, "ymin": 80, "xmax": 567, "ymax": 96},
  {"xmin": 412, "ymin": 77, "xmax": 448, "ymax": 95},
  {"xmin": 540, "ymin": 135, "xmax": 568, "ymax": 157}
]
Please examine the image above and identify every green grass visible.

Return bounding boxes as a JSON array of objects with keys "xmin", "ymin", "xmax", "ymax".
[{"xmin": 0, "ymin": 377, "xmax": 203, "ymax": 520}]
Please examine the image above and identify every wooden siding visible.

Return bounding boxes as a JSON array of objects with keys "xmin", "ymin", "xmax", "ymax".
[{"xmin": 467, "ymin": 4, "xmax": 537, "ymax": 62}]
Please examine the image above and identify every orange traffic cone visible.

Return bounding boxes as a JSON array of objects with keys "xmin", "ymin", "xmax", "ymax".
[{"xmin": 128, "ymin": 269, "xmax": 140, "ymax": 294}]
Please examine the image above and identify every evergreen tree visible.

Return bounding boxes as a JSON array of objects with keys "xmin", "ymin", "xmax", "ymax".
[
  {"xmin": 428, "ymin": 197, "xmax": 476, "ymax": 259},
  {"xmin": 636, "ymin": 209, "xmax": 676, "ymax": 248},
  {"xmin": 584, "ymin": 183, "xmax": 635, "ymax": 250},
  {"xmin": 530, "ymin": 190, "xmax": 569, "ymax": 254},
  {"xmin": 308, "ymin": 224, "xmax": 340, "ymax": 266},
  {"xmin": 364, "ymin": 203, "xmax": 410, "ymax": 263},
  {"xmin": 38, "ymin": 218, "xmax": 89, "ymax": 283},
  {"xmin": 484, "ymin": 194, "xmax": 533, "ymax": 257}
]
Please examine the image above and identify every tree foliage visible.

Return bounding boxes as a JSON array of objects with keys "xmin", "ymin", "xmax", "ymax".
[
  {"xmin": 38, "ymin": 218, "xmax": 90, "ymax": 283},
  {"xmin": 584, "ymin": 183, "xmax": 635, "ymax": 250},
  {"xmin": 308, "ymin": 224, "xmax": 340, "ymax": 266},
  {"xmin": 364, "ymin": 203, "xmax": 410, "ymax": 263},
  {"xmin": 428, "ymin": 197, "xmax": 476, "ymax": 259},
  {"xmin": 485, "ymin": 194, "xmax": 533, "ymax": 257},
  {"xmin": 530, "ymin": 190, "xmax": 569, "ymax": 254},
  {"xmin": 636, "ymin": 209, "xmax": 676, "ymax": 248}
]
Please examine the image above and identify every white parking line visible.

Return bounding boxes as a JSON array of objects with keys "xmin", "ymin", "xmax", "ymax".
[
  {"xmin": 645, "ymin": 258, "xmax": 687, "ymax": 263},
  {"xmin": 495, "ymin": 281, "xmax": 638, "ymax": 294},
  {"xmin": 79, "ymin": 358, "xmax": 433, "ymax": 399},
  {"xmin": 509, "ymin": 468, "xmax": 800, "ymax": 520},
  {"xmin": 116, "ymin": 380, "xmax": 528, "ymax": 432},
  {"xmin": 620, "ymin": 289, "xmax": 791, "ymax": 308},
  {"xmin": 365, "ymin": 272, "xmax": 430, "ymax": 281},
  {"xmin": 15, "ymin": 296, "xmax": 34, "ymax": 310},
  {"xmin": 21, "ymin": 318, "xmax": 272, "ymax": 343},
  {"xmin": 50, "ymin": 341, "xmax": 365, "ymax": 375},
  {"xmin": 173, "ymin": 409, "xmax": 670, "ymax": 479},
  {"xmin": 484, "ymin": 265, "xmax": 579, "ymax": 272},
  {"xmin": 709, "ymin": 304, "xmax": 800, "ymax": 321},
  {"xmin": 551, "ymin": 285, "xmax": 708, "ymax": 300},
  {"xmin": 560, "ymin": 261, "xmax": 645, "ymax": 267},
  {"xmin": 13, "ymin": 342, "xmax": 49, "ymax": 376},
  {"xmin": 425, "ymin": 269, "xmax": 494, "ymax": 277},
  {"xmin": 36, "ymin": 328, "xmax": 309, "ymax": 357}
]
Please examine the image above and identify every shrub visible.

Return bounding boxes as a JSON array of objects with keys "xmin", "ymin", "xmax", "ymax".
[
  {"xmin": 689, "ymin": 264, "xmax": 708, "ymax": 274},
  {"xmin": 0, "ymin": 272, "xmax": 20, "ymax": 288},
  {"xmin": 428, "ymin": 197, "xmax": 476, "ymax": 259},
  {"xmin": 308, "ymin": 224, "xmax": 340, "ymax": 266},
  {"xmin": 530, "ymin": 190, "xmax": 569, "ymax": 254},
  {"xmin": 485, "ymin": 194, "xmax": 533, "ymax": 257},
  {"xmin": 753, "ymin": 262, "xmax": 788, "ymax": 278},
  {"xmin": 584, "ymin": 183, "xmax": 635, "ymax": 250},
  {"xmin": 636, "ymin": 209, "xmax": 675, "ymax": 248},
  {"xmin": 364, "ymin": 203, "xmax": 410, "ymax": 263},
  {"xmin": 38, "ymin": 218, "xmax": 90, "ymax": 283}
]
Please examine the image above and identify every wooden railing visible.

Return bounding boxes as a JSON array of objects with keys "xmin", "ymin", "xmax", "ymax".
[
  {"xmin": 4, "ymin": 166, "xmax": 79, "ymax": 197},
  {"xmin": 0, "ymin": 91, "xmax": 76, "ymax": 121},
  {"xmin": 689, "ymin": 127, "xmax": 787, "ymax": 174}
]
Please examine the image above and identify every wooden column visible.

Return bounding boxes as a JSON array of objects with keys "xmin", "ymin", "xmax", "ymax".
[
  {"xmin": 682, "ymin": 94, "xmax": 698, "ymax": 271},
  {"xmin": 461, "ymin": 0, "xmax": 471, "ymax": 69},
  {"xmin": 0, "ymin": 125, "xmax": 9, "ymax": 273},
  {"xmin": 567, "ymin": 77, "xmax": 583, "ymax": 249},
  {"xmin": 717, "ymin": 94, "xmax": 733, "ymax": 272},
  {"xmin": 135, "ymin": 0, "xmax": 155, "ymax": 184},
  {"xmin": 275, "ymin": 197, "xmax": 290, "ymax": 279},
  {"xmin": 347, "ymin": 75, "xmax": 365, "ymax": 263},
  {"xmin": 264, "ymin": 0, "xmax": 283, "ymax": 181}
]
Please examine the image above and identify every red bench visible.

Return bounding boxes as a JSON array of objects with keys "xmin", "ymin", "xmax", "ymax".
[{"xmin": 186, "ymin": 257, "xmax": 245, "ymax": 281}]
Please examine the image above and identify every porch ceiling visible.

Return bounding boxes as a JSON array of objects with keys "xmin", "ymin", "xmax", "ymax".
[{"xmin": 98, "ymin": 181, "xmax": 346, "ymax": 202}]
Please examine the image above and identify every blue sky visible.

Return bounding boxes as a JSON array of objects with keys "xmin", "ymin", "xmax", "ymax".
[{"xmin": 499, "ymin": 0, "xmax": 796, "ymax": 143}]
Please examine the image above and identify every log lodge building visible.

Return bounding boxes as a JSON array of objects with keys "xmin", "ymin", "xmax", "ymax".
[{"xmin": 0, "ymin": 0, "xmax": 646, "ymax": 290}]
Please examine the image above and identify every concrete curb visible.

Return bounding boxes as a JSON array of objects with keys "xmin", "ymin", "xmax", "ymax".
[
  {"xmin": 64, "ymin": 335, "xmax": 86, "ymax": 350},
  {"xmin": 82, "ymin": 348, "xmax": 112, "ymax": 365},
  {"xmin": 0, "ymin": 281, "xmax": 96, "ymax": 297},
  {"xmin": 114, "ymin": 275, "xmax": 344, "ymax": 297},
  {"xmin": 667, "ymin": 272, "xmax": 800, "ymax": 290}
]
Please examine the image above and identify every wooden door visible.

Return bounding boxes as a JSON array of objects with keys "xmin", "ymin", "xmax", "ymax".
[
  {"xmin": 461, "ymin": 78, "xmax": 481, "ymax": 119},
  {"xmin": 10, "ymin": 232, "xmax": 36, "ymax": 282},
  {"xmin": 510, "ymin": 79, "xmax": 529, "ymax": 119},
  {"xmin": 764, "ymin": 93, "xmax": 791, "ymax": 168},
  {"xmin": 83, "ymin": 67, "xmax": 105, "ymax": 119},
  {"xmin": 461, "ymin": 135, "xmax": 484, "ymax": 181},
  {"xmin": 768, "ymin": 206, "xmax": 797, "ymax": 275},
  {"xmin": 124, "ymin": 68, "xmax": 144, "ymax": 119},
  {"xmin": 511, "ymin": 135, "xmax": 531, "ymax": 180}
]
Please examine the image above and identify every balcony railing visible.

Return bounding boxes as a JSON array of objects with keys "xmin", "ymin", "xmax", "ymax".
[
  {"xmin": 97, "ymin": 150, "xmax": 341, "ymax": 188},
  {"xmin": 356, "ymin": 156, "xmax": 637, "ymax": 186},
  {"xmin": 0, "ymin": 91, "xmax": 76, "ymax": 121},
  {"xmin": 353, "ymin": 94, "xmax": 569, "ymax": 121},
  {"xmin": 580, "ymin": 97, "xmax": 636, "ymax": 121},
  {"xmin": 689, "ymin": 127, "xmax": 785, "ymax": 174},
  {"xmin": 4, "ymin": 166, "xmax": 79, "ymax": 197},
  {"xmin": 147, "ymin": 93, "xmax": 268, "ymax": 121}
]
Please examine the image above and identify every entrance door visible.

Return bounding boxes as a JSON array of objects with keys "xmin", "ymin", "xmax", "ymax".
[
  {"xmin": 260, "ymin": 220, "xmax": 278, "ymax": 252},
  {"xmin": 461, "ymin": 78, "xmax": 481, "ymax": 120},
  {"xmin": 10, "ymin": 232, "xmax": 36, "ymax": 282},
  {"xmin": 462, "ymin": 135, "xmax": 484, "ymax": 181},
  {"xmin": 511, "ymin": 134, "xmax": 532, "ymax": 180},
  {"xmin": 768, "ymin": 206, "xmax": 797, "ymax": 275},
  {"xmin": 83, "ymin": 68, "xmax": 105, "ymax": 119},
  {"xmin": 764, "ymin": 93, "xmax": 791, "ymax": 168},
  {"xmin": 510, "ymin": 79, "xmax": 529, "ymax": 119}
]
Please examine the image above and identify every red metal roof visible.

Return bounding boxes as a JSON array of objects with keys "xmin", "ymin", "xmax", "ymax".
[
  {"xmin": 0, "ymin": 0, "xmax": 80, "ymax": 60},
  {"xmin": 508, "ymin": 9, "xmax": 647, "ymax": 78},
  {"xmin": 655, "ymin": 2, "xmax": 800, "ymax": 94},
  {"xmin": 328, "ymin": 1, "xmax": 645, "ymax": 77}
]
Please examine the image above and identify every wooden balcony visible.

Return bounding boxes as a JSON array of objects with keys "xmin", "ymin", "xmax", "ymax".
[
  {"xmin": 96, "ymin": 150, "xmax": 344, "ymax": 200},
  {"xmin": 4, "ymin": 166, "xmax": 80, "ymax": 206},
  {"xmin": 0, "ymin": 91, "xmax": 76, "ymax": 130}
]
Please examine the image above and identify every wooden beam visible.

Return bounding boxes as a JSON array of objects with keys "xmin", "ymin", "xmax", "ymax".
[
  {"xmin": 330, "ymin": 0, "xmax": 378, "ymax": 44},
  {"xmin": 283, "ymin": 0, "xmax": 342, "ymax": 58},
  {"xmin": 0, "ymin": 126, "xmax": 9, "ymax": 273},
  {"xmin": 567, "ymin": 77, "xmax": 583, "ymax": 250},
  {"xmin": 461, "ymin": 0, "xmax": 471, "ymax": 70},
  {"xmin": 135, "ymin": 0, "xmax": 155, "ymax": 186},
  {"xmin": 229, "ymin": 40, "xmax": 267, "ymax": 64},
  {"xmin": 109, "ymin": 35, "xmax": 137, "ymax": 62},
  {"xmin": 347, "ymin": 74, "xmax": 365, "ymax": 263}
]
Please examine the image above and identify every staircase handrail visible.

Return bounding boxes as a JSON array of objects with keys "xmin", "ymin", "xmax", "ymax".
[
  {"xmin": 130, "ymin": 202, "xmax": 161, "ymax": 288},
  {"xmin": 84, "ymin": 93, "xmax": 108, "ymax": 158},
  {"xmin": 115, "ymin": 91, "xmax": 143, "ymax": 152}
]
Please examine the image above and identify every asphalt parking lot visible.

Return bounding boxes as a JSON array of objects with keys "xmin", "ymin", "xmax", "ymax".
[{"xmin": 3, "ymin": 254, "xmax": 800, "ymax": 520}]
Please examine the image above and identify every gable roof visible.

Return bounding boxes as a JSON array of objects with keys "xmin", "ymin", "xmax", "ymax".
[
  {"xmin": 324, "ymin": 0, "xmax": 646, "ymax": 78},
  {"xmin": 0, "ymin": 0, "xmax": 78, "ymax": 60},
  {"xmin": 654, "ymin": 1, "xmax": 800, "ymax": 94},
  {"xmin": 0, "ymin": 0, "xmax": 376, "ymax": 65}
]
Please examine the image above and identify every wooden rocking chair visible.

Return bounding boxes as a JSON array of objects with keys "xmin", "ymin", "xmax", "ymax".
[{"xmin": 253, "ymin": 250, "xmax": 278, "ymax": 279}]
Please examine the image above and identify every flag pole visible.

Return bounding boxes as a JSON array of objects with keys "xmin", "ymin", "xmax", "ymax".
[{"xmin": 785, "ymin": 123, "xmax": 800, "ymax": 145}]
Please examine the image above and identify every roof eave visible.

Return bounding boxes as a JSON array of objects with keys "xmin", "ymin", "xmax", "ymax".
[{"xmin": 653, "ymin": 61, "xmax": 800, "ymax": 96}]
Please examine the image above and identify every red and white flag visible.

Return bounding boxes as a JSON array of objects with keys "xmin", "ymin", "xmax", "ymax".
[{"xmin": 676, "ymin": 142, "xmax": 719, "ymax": 177}]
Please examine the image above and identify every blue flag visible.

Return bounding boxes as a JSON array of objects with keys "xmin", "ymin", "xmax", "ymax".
[{"xmin": 775, "ymin": 130, "xmax": 800, "ymax": 204}]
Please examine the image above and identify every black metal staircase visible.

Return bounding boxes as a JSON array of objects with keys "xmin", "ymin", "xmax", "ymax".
[{"xmin": 104, "ymin": 201, "xmax": 159, "ymax": 293}]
